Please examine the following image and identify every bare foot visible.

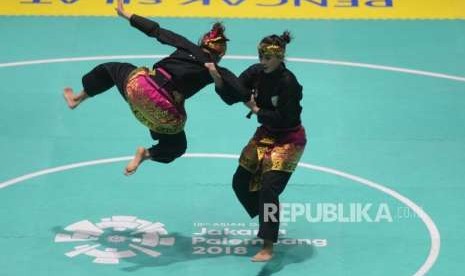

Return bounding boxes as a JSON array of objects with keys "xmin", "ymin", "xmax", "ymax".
[
  {"xmin": 251, "ymin": 240, "xmax": 273, "ymax": 262},
  {"xmin": 251, "ymin": 249, "xmax": 273, "ymax": 262},
  {"xmin": 124, "ymin": 147, "xmax": 149, "ymax": 176},
  {"xmin": 63, "ymin": 88, "xmax": 79, "ymax": 109}
]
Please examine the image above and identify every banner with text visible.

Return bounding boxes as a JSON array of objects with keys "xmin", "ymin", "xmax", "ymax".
[{"xmin": 0, "ymin": 0, "xmax": 464, "ymax": 19}]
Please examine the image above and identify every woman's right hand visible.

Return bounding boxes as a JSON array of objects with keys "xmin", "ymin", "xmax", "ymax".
[
  {"xmin": 115, "ymin": 0, "xmax": 133, "ymax": 20},
  {"xmin": 204, "ymin": 63, "xmax": 224, "ymax": 88},
  {"xmin": 245, "ymin": 94, "xmax": 260, "ymax": 114},
  {"xmin": 204, "ymin": 63, "xmax": 220, "ymax": 78}
]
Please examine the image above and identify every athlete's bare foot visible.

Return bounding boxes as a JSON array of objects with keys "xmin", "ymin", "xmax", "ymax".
[
  {"xmin": 251, "ymin": 249, "xmax": 273, "ymax": 262},
  {"xmin": 63, "ymin": 88, "xmax": 88, "ymax": 109},
  {"xmin": 251, "ymin": 240, "xmax": 273, "ymax": 262},
  {"xmin": 63, "ymin": 88, "xmax": 78, "ymax": 109},
  {"xmin": 125, "ymin": 147, "xmax": 150, "ymax": 176}
]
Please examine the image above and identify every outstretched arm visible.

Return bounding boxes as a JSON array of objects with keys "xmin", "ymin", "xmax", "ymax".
[
  {"xmin": 205, "ymin": 63, "xmax": 251, "ymax": 105},
  {"xmin": 115, "ymin": 0, "xmax": 202, "ymax": 56}
]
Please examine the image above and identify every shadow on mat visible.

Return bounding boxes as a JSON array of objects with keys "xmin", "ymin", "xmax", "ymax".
[
  {"xmin": 254, "ymin": 244, "xmax": 314, "ymax": 276},
  {"xmin": 51, "ymin": 227, "xmax": 313, "ymax": 274},
  {"xmin": 120, "ymin": 232, "xmax": 254, "ymax": 271},
  {"xmin": 121, "ymin": 233, "xmax": 314, "ymax": 274}
]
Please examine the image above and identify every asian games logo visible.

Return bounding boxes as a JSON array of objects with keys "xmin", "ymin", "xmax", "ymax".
[{"xmin": 54, "ymin": 216, "xmax": 175, "ymax": 265}]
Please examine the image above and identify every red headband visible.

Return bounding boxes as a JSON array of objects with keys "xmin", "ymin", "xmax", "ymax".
[{"xmin": 201, "ymin": 25, "xmax": 229, "ymax": 56}]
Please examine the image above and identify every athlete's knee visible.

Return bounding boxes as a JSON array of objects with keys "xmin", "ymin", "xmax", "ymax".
[
  {"xmin": 232, "ymin": 166, "xmax": 251, "ymax": 192},
  {"xmin": 157, "ymin": 144, "xmax": 187, "ymax": 164},
  {"xmin": 172, "ymin": 142, "xmax": 187, "ymax": 158},
  {"xmin": 155, "ymin": 157, "xmax": 176, "ymax": 164},
  {"xmin": 232, "ymin": 174, "xmax": 241, "ymax": 192}
]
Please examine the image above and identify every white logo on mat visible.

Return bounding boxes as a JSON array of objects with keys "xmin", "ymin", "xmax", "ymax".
[{"xmin": 54, "ymin": 216, "xmax": 175, "ymax": 265}]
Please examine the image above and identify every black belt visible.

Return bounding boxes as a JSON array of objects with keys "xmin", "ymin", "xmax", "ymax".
[
  {"xmin": 263, "ymin": 124, "xmax": 303, "ymax": 133},
  {"xmin": 150, "ymin": 68, "xmax": 177, "ymax": 93}
]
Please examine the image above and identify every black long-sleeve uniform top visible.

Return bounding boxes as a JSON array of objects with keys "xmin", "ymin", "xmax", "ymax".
[
  {"xmin": 129, "ymin": 15, "xmax": 248, "ymax": 104},
  {"xmin": 239, "ymin": 63, "xmax": 303, "ymax": 129}
]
